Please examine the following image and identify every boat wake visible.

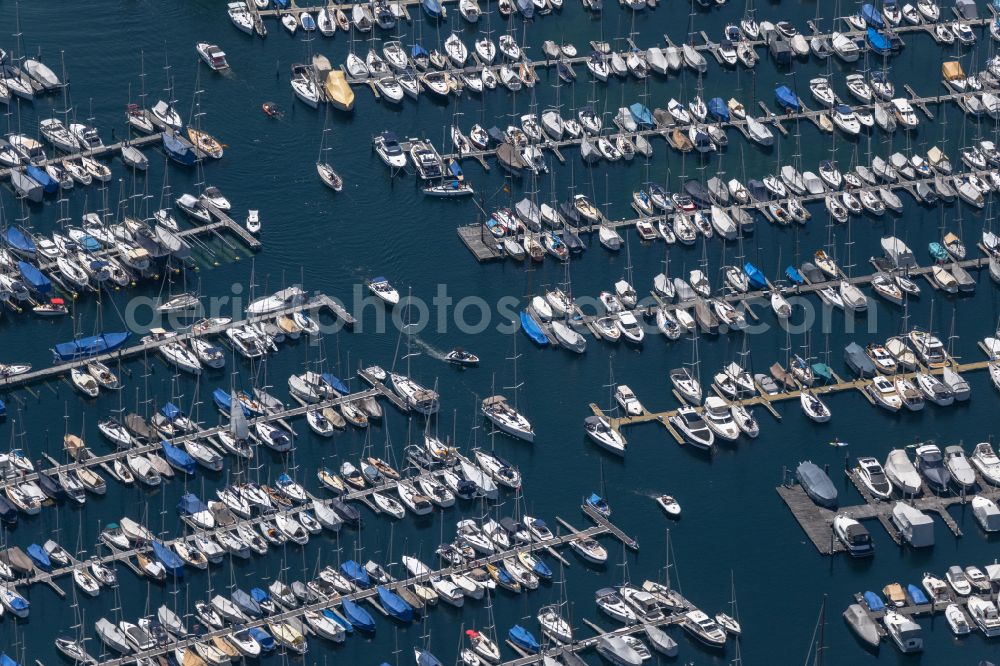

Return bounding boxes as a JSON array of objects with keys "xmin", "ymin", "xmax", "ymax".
[{"xmin": 413, "ymin": 337, "xmax": 448, "ymax": 362}]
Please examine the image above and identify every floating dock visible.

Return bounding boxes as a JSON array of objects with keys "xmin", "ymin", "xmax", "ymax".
[{"xmin": 779, "ymin": 460, "xmax": 993, "ymax": 556}]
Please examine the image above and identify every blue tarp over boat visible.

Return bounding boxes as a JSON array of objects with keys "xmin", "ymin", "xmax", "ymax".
[
  {"xmin": 743, "ymin": 262, "xmax": 768, "ymax": 289},
  {"xmin": 509, "ymin": 625, "xmax": 540, "ymax": 653},
  {"xmin": 249, "ymin": 627, "xmax": 275, "ymax": 651},
  {"xmin": 4, "ymin": 227, "xmax": 36, "ymax": 256},
  {"xmin": 27, "ymin": 543, "xmax": 51, "ymax": 570},
  {"xmin": 52, "ymin": 332, "xmax": 130, "ymax": 361},
  {"xmin": 519, "ymin": 311, "xmax": 549, "ymax": 346},
  {"xmin": 628, "ymin": 102, "xmax": 654, "ymax": 128},
  {"xmin": 161, "ymin": 441, "xmax": 196, "ymax": 474},
  {"xmin": 907, "ymin": 584, "xmax": 928, "ymax": 604},
  {"xmin": 176, "ymin": 492, "xmax": 208, "ymax": 517},
  {"xmin": 232, "ymin": 588, "xmax": 263, "ymax": 618},
  {"xmin": 774, "ymin": 85, "xmax": 800, "ymax": 112},
  {"xmin": 1, "ymin": 654, "xmax": 21, "ymax": 666},
  {"xmin": 516, "ymin": 0, "xmax": 533, "ymax": 18},
  {"xmin": 212, "ymin": 388, "xmax": 250, "ymax": 417},
  {"xmin": 340, "ymin": 598, "xmax": 376, "ymax": 631},
  {"xmin": 323, "ymin": 607, "xmax": 354, "ymax": 633},
  {"xmin": 321, "ymin": 373, "xmax": 350, "ymax": 394},
  {"xmin": 151, "ymin": 540, "xmax": 184, "ymax": 576},
  {"xmin": 162, "ymin": 132, "xmax": 197, "ymax": 167},
  {"xmin": 863, "ymin": 591, "xmax": 885, "ymax": 611},
  {"xmin": 866, "ymin": 28, "xmax": 892, "ymax": 54},
  {"xmin": 707, "ymin": 97, "xmax": 730, "ymax": 122},
  {"xmin": 340, "ymin": 560, "xmax": 370, "ymax": 587},
  {"xmin": 417, "ymin": 651, "xmax": 443, "ymax": 666},
  {"xmin": 376, "ymin": 585, "xmax": 414, "ymax": 622},
  {"xmin": 18, "ymin": 261, "xmax": 51, "ymax": 294},
  {"xmin": 860, "ymin": 3, "xmax": 885, "ymax": 28},
  {"xmin": 25, "ymin": 165, "xmax": 57, "ymax": 194},
  {"xmin": 411, "ymin": 44, "xmax": 429, "ymax": 60},
  {"xmin": 785, "ymin": 265, "xmax": 805, "ymax": 285},
  {"xmin": 161, "ymin": 402, "xmax": 183, "ymax": 421},
  {"xmin": 421, "ymin": 0, "xmax": 443, "ymax": 19}
]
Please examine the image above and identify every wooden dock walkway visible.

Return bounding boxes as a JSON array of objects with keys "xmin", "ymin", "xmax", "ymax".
[
  {"xmin": 598, "ymin": 354, "xmax": 995, "ymax": 437},
  {"xmin": 0, "ymin": 386, "xmax": 380, "ymax": 497},
  {"xmin": 779, "ymin": 460, "xmax": 996, "ymax": 555},
  {"xmin": 0, "ymin": 133, "xmax": 164, "ymax": 181},
  {"xmin": 457, "ymin": 156, "xmax": 1000, "ymax": 262},
  {"xmin": 0, "ymin": 292, "xmax": 354, "ymax": 393},
  {"xmin": 499, "ymin": 616, "xmax": 683, "ymax": 666},
  {"xmin": 86, "ymin": 511, "xmax": 628, "ymax": 666},
  {"xmin": 436, "ymin": 82, "xmax": 991, "ymax": 172}
]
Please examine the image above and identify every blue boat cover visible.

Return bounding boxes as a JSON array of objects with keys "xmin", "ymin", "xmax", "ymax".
[
  {"xmin": 18, "ymin": 261, "xmax": 52, "ymax": 293},
  {"xmin": 161, "ymin": 441, "xmax": 197, "ymax": 474},
  {"xmin": 411, "ymin": 44, "xmax": 429, "ymax": 59},
  {"xmin": 272, "ymin": 0, "xmax": 289, "ymax": 7},
  {"xmin": 862, "ymin": 591, "xmax": 885, "ymax": 611},
  {"xmin": 152, "ymin": 540, "xmax": 185, "ymax": 575},
  {"xmin": 161, "ymin": 402, "xmax": 182, "ymax": 421},
  {"xmin": 4, "ymin": 227, "xmax": 36, "ymax": 255},
  {"xmin": 53, "ymin": 332, "xmax": 130, "ymax": 361},
  {"xmin": 860, "ymin": 3, "xmax": 885, "ymax": 28},
  {"xmin": 784, "ymin": 265, "xmax": 805, "ymax": 284},
  {"xmin": 743, "ymin": 263, "xmax": 767, "ymax": 289},
  {"xmin": 519, "ymin": 311, "xmax": 548, "ymax": 346},
  {"xmin": 0, "ymin": 653, "xmax": 21, "ymax": 666},
  {"xmin": 321, "ymin": 373, "xmax": 350, "ymax": 394},
  {"xmin": 516, "ymin": 0, "xmax": 533, "ymax": 17},
  {"xmin": 707, "ymin": 97, "xmax": 730, "ymax": 122},
  {"xmin": 421, "ymin": 0, "xmax": 442, "ymax": 18},
  {"xmin": 509, "ymin": 625, "xmax": 540, "ymax": 652},
  {"xmin": 232, "ymin": 589, "xmax": 262, "ymax": 617},
  {"xmin": 176, "ymin": 492, "xmax": 208, "ymax": 516},
  {"xmin": 586, "ymin": 493, "xmax": 609, "ymax": 513},
  {"xmin": 866, "ymin": 28, "xmax": 891, "ymax": 54},
  {"xmin": 628, "ymin": 102, "xmax": 654, "ymax": 128},
  {"xmin": 25, "ymin": 165, "xmax": 57, "ymax": 193},
  {"xmin": 162, "ymin": 132, "xmax": 196, "ymax": 166},
  {"xmin": 531, "ymin": 557, "xmax": 553, "ymax": 579},
  {"xmin": 340, "ymin": 598, "xmax": 375, "ymax": 631},
  {"xmin": 323, "ymin": 607, "xmax": 354, "ymax": 633},
  {"xmin": 907, "ymin": 584, "xmax": 928, "ymax": 604},
  {"xmin": 448, "ymin": 161, "xmax": 464, "ymax": 180},
  {"xmin": 251, "ymin": 587, "xmax": 271, "ymax": 605},
  {"xmin": 340, "ymin": 560, "xmax": 371, "ymax": 587},
  {"xmin": 774, "ymin": 85, "xmax": 800, "ymax": 112},
  {"xmin": 0, "ymin": 399, "xmax": 6, "ymax": 418},
  {"xmin": 417, "ymin": 651, "xmax": 443, "ymax": 666},
  {"xmin": 249, "ymin": 627, "xmax": 276, "ymax": 651},
  {"xmin": 27, "ymin": 543, "xmax": 51, "ymax": 569},
  {"xmin": 377, "ymin": 585, "xmax": 414, "ymax": 622}
]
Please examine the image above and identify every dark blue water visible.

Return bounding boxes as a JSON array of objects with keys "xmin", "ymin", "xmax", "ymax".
[{"xmin": 4, "ymin": 0, "xmax": 1000, "ymax": 664}]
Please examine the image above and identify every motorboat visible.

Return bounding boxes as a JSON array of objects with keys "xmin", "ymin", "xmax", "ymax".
[
  {"xmin": 668, "ymin": 406, "xmax": 714, "ymax": 450},
  {"xmin": 915, "ymin": 443, "xmax": 950, "ymax": 493},
  {"xmin": 834, "ymin": 514, "xmax": 873, "ymax": 556},
  {"xmin": 584, "ymin": 416, "xmax": 626, "ymax": 456},
  {"xmin": 857, "ymin": 456, "xmax": 892, "ymax": 499},
  {"xmin": 681, "ymin": 610, "xmax": 727, "ymax": 649},
  {"xmin": 796, "ymin": 461, "xmax": 837, "ymax": 508},
  {"xmin": 883, "ymin": 610, "xmax": 922, "ymax": 653},
  {"xmin": 968, "ymin": 597, "xmax": 1000, "ymax": 637},
  {"xmin": 971, "ymin": 442, "xmax": 1000, "ymax": 485},
  {"xmin": 943, "ymin": 445, "xmax": 975, "ymax": 490}
]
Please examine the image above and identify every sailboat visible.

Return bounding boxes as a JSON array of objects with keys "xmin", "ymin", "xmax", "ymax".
[
  {"xmin": 317, "ymin": 118, "xmax": 343, "ymax": 191},
  {"xmin": 584, "ymin": 360, "xmax": 627, "ymax": 455}
]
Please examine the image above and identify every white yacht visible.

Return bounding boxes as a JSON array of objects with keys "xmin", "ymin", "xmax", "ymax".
[{"xmin": 481, "ymin": 395, "xmax": 534, "ymax": 442}]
